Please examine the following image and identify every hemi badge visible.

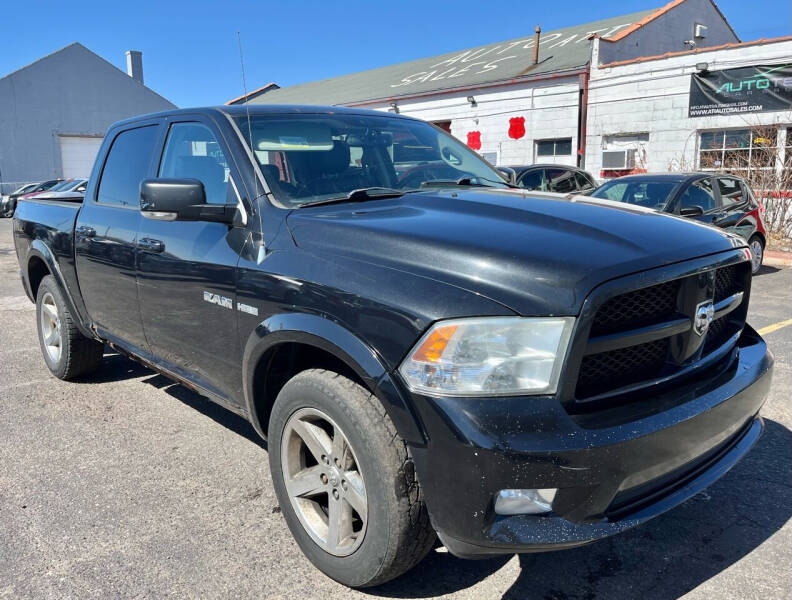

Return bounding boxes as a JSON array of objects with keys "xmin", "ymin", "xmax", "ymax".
[{"xmin": 237, "ymin": 302, "xmax": 259, "ymax": 316}]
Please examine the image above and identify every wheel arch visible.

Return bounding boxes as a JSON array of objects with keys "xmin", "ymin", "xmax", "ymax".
[
  {"xmin": 242, "ymin": 313, "xmax": 425, "ymax": 445},
  {"xmin": 26, "ymin": 241, "xmax": 94, "ymax": 339}
]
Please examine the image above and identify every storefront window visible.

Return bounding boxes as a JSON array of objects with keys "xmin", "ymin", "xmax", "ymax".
[{"xmin": 699, "ymin": 128, "xmax": 779, "ymax": 173}]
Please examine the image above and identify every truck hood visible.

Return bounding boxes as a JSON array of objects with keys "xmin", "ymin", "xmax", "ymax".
[{"xmin": 286, "ymin": 188, "xmax": 745, "ymax": 316}]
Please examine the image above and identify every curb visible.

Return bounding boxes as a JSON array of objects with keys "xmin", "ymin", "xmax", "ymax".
[{"xmin": 765, "ymin": 250, "xmax": 792, "ymax": 268}]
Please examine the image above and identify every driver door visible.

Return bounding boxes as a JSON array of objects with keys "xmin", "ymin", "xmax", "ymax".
[{"xmin": 136, "ymin": 116, "xmax": 248, "ymax": 404}]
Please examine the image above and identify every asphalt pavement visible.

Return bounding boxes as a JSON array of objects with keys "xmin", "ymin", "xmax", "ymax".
[{"xmin": 0, "ymin": 217, "xmax": 790, "ymax": 600}]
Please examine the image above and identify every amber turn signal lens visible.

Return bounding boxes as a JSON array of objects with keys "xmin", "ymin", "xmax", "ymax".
[{"xmin": 411, "ymin": 325, "xmax": 458, "ymax": 362}]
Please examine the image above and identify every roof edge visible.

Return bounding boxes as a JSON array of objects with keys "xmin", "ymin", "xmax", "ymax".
[
  {"xmin": 342, "ymin": 66, "xmax": 589, "ymax": 107},
  {"xmin": 226, "ymin": 82, "xmax": 280, "ymax": 105},
  {"xmin": 595, "ymin": 0, "xmax": 739, "ymax": 44},
  {"xmin": 599, "ymin": 35, "xmax": 792, "ymax": 68}
]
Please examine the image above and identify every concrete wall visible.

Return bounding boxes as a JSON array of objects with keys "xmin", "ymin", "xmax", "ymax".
[
  {"xmin": 586, "ymin": 39, "xmax": 792, "ymax": 178},
  {"xmin": 598, "ymin": 0, "xmax": 739, "ymax": 66},
  {"xmin": 0, "ymin": 43, "xmax": 175, "ymax": 190},
  {"xmin": 366, "ymin": 77, "xmax": 582, "ymax": 167}
]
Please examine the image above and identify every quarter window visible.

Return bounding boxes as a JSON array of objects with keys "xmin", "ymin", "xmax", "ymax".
[
  {"xmin": 716, "ymin": 177, "xmax": 746, "ymax": 207},
  {"xmin": 97, "ymin": 125, "xmax": 158, "ymax": 207},
  {"xmin": 536, "ymin": 138, "xmax": 572, "ymax": 157},
  {"xmin": 159, "ymin": 122, "xmax": 231, "ymax": 205}
]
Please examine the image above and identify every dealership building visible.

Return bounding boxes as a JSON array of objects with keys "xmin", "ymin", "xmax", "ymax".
[
  {"xmin": 249, "ymin": 0, "xmax": 792, "ymax": 181},
  {"xmin": 0, "ymin": 43, "xmax": 175, "ymax": 193}
]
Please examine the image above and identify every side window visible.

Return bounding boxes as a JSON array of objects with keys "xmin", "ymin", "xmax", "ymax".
[
  {"xmin": 678, "ymin": 179, "xmax": 716, "ymax": 213},
  {"xmin": 97, "ymin": 125, "xmax": 158, "ymax": 207},
  {"xmin": 519, "ymin": 169, "xmax": 544, "ymax": 190},
  {"xmin": 575, "ymin": 171, "xmax": 594, "ymax": 191},
  {"xmin": 717, "ymin": 177, "xmax": 746, "ymax": 207},
  {"xmin": 159, "ymin": 122, "xmax": 230, "ymax": 205},
  {"xmin": 545, "ymin": 168, "xmax": 577, "ymax": 193}
]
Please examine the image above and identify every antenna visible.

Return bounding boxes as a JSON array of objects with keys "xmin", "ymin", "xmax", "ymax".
[{"xmin": 237, "ymin": 31, "xmax": 260, "ymax": 199}]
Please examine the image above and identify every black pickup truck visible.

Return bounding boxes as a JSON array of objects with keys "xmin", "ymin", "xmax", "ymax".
[{"xmin": 13, "ymin": 105, "xmax": 773, "ymax": 587}]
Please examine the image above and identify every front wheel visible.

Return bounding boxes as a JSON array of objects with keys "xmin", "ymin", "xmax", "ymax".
[
  {"xmin": 748, "ymin": 235, "xmax": 764, "ymax": 275},
  {"xmin": 36, "ymin": 275, "xmax": 104, "ymax": 379},
  {"xmin": 268, "ymin": 369, "xmax": 435, "ymax": 587}
]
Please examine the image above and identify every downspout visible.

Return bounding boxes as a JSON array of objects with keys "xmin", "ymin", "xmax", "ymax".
[{"xmin": 577, "ymin": 67, "xmax": 590, "ymax": 169}]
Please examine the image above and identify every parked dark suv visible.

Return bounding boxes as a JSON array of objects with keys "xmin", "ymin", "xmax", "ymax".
[
  {"xmin": 13, "ymin": 106, "xmax": 772, "ymax": 587},
  {"xmin": 591, "ymin": 173, "xmax": 768, "ymax": 273}
]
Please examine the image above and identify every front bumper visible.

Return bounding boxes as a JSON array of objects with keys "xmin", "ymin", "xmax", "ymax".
[{"xmin": 408, "ymin": 325, "xmax": 773, "ymax": 557}]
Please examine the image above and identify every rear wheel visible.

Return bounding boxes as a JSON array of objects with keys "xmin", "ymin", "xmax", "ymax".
[
  {"xmin": 748, "ymin": 235, "xmax": 764, "ymax": 275},
  {"xmin": 36, "ymin": 275, "xmax": 104, "ymax": 380},
  {"xmin": 268, "ymin": 369, "xmax": 435, "ymax": 587}
]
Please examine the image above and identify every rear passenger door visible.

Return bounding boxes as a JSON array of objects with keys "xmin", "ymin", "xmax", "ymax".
[
  {"xmin": 75, "ymin": 121, "xmax": 161, "ymax": 352},
  {"xmin": 136, "ymin": 116, "xmax": 248, "ymax": 403}
]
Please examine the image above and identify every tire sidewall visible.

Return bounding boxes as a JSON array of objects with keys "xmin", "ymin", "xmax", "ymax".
[
  {"xmin": 268, "ymin": 374, "xmax": 395, "ymax": 587},
  {"xmin": 36, "ymin": 277, "xmax": 68, "ymax": 378}
]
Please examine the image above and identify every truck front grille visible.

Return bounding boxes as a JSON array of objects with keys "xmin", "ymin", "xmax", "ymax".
[{"xmin": 573, "ymin": 260, "xmax": 750, "ymax": 403}]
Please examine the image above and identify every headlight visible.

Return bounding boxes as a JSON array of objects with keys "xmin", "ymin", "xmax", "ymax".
[{"xmin": 398, "ymin": 316, "xmax": 574, "ymax": 396}]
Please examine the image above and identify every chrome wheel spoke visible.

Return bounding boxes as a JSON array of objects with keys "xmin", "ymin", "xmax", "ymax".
[
  {"xmin": 286, "ymin": 465, "xmax": 326, "ymax": 498},
  {"xmin": 332, "ymin": 427, "xmax": 349, "ymax": 468},
  {"xmin": 343, "ymin": 470, "xmax": 367, "ymax": 521},
  {"xmin": 42, "ymin": 302, "xmax": 58, "ymax": 322},
  {"xmin": 44, "ymin": 329, "xmax": 59, "ymax": 346},
  {"xmin": 326, "ymin": 494, "xmax": 353, "ymax": 553},
  {"xmin": 292, "ymin": 419, "xmax": 333, "ymax": 463}
]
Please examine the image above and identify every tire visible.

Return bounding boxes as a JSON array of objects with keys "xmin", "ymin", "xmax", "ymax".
[
  {"xmin": 748, "ymin": 234, "xmax": 764, "ymax": 275},
  {"xmin": 268, "ymin": 369, "xmax": 436, "ymax": 587},
  {"xmin": 36, "ymin": 275, "xmax": 104, "ymax": 380}
]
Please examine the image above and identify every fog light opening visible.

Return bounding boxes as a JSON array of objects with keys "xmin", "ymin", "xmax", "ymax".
[{"xmin": 494, "ymin": 488, "xmax": 557, "ymax": 515}]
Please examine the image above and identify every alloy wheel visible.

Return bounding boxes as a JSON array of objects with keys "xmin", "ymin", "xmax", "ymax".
[
  {"xmin": 40, "ymin": 291, "xmax": 62, "ymax": 363},
  {"xmin": 750, "ymin": 239, "xmax": 763, "ymax": 273},
  {"xmin": 281, "ymin": 407, "xmax": 368, "ymax": 556}
]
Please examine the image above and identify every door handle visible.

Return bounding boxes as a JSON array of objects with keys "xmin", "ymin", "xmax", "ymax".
[
  {"xmin": 138, "ymin": 238, "xmax": 165, "ymax": 253},
  {"xmin": 76, "ymin": 225, "xmax": 95, "ymax": 238}
]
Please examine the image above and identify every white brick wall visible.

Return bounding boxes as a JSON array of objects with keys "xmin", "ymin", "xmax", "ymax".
[
  {"xmin": 365, "ymin": 78, "xmax": 582, "ymax": 166},
  {"xmin": 587, "ymin": 40, "xmax": 792, "ymax": 178}
]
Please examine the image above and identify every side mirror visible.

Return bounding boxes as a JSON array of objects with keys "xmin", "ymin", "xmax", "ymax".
[
  {"xmin": 680, "ymin": 205, "xmax": 704, "ymax": 217},
  {"xmin": 140, "ymin": 178, "xmax": 235, "ymax": 224}
]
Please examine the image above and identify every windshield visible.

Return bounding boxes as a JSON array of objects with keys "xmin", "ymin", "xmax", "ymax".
[
  {"xmin": 234, "ymin": 113, "xmax": 509, "ymax": 207},
  {"xmin": 591, "ymin": 179, "xmax": 680, "ymax": 211},
  {"xmin": 49, "ymin": 180, "xmax": 76, "ymax": 191}
]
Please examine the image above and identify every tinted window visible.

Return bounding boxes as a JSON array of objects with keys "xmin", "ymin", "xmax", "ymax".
[
  {"xmin": 678, "ymin": 179, "xmax": 716, "ymax": 212},
  {"xmin": 518, "ymin": 169, "xmax": 544, "ymax": 190},
  {"xmin": 97, "ymin": 126, "xmax": 158, "ymax": 206},
  {"xmin": 159, "ymin": 122, "xmax": 230, "ymax": 205},
  {"xmin": 592, "ymin": 180, "xmax": 678, "ymax": 209},
  {"xmin": 717, "ymin": 177, "xmax": 746, "ymax": 207},
  {"xmin": 545, "ymin": 168, "xmax": 577, "ymax": 193},
  {"xmin": 575, "ymin": 171, "xmax": 594, "ymax": 190}
]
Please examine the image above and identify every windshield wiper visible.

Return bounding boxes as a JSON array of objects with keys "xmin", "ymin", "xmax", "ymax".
[
  {"xmin": 299, "ymin": 187, "xmax": 407, "ymax": 208},
  {"xmin": 420, "ymin": 176, "xmax": 518, "ymax": 189}
]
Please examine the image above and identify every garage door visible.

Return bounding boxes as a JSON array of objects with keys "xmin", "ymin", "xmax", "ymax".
[{"xmin": 59, "ymin": 136, "xmax": 104, "ymax": 179}]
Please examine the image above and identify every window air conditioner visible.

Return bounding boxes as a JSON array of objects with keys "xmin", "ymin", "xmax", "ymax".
[{"xmin": 602, "ymin": 149, "xmax": 636, "ymax": 170}]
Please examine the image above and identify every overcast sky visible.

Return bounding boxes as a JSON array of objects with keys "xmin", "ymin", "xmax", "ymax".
[{"xmin": 2, "ymin": 0, "xmax": 790, "ymax": 107}]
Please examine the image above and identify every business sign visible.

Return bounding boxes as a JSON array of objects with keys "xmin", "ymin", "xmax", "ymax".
[{"xmin": 689, "ymin": 63, "xmax": 792, "ymax": 117}]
